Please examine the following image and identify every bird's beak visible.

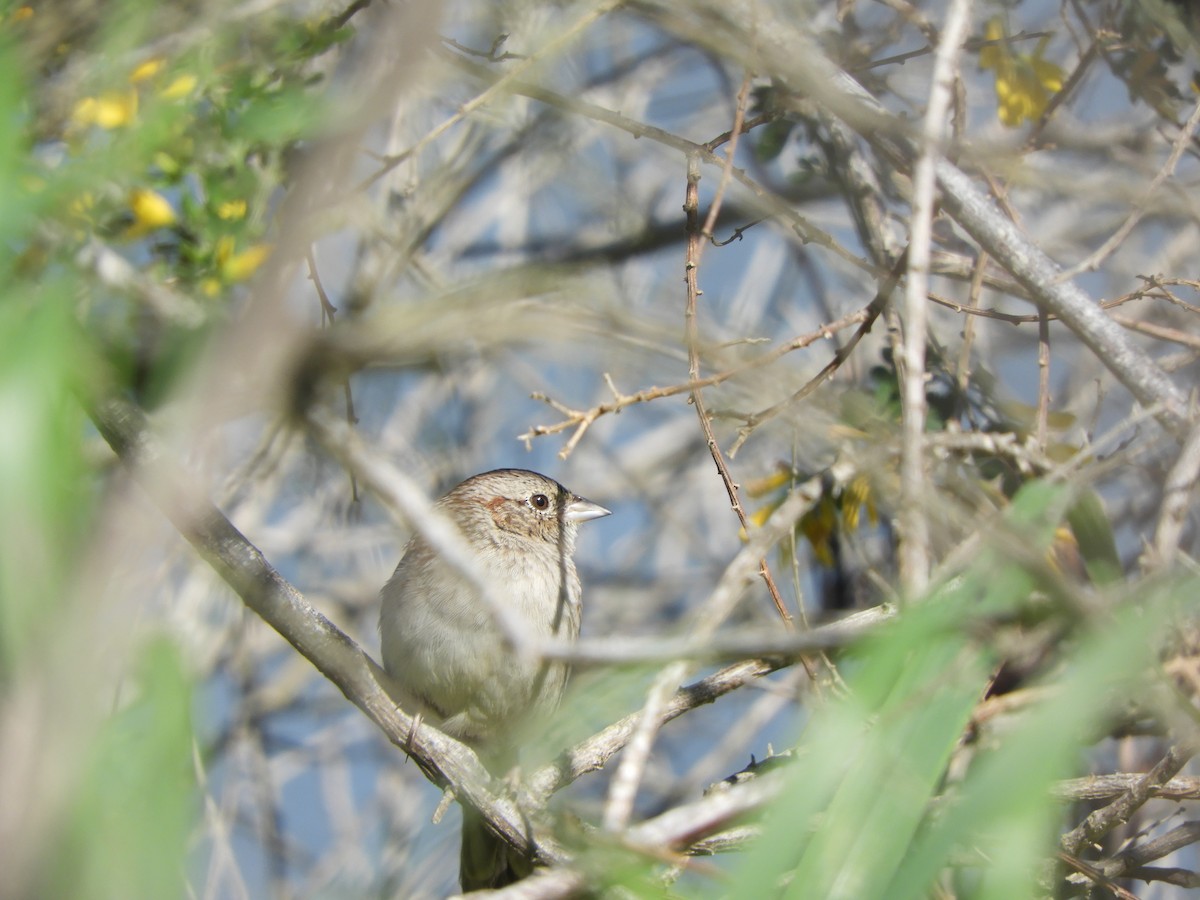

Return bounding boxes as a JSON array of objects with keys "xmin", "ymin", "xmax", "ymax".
[{"xmin": 565, "ymin": 496, "xmax": 611, "ymax": 523}]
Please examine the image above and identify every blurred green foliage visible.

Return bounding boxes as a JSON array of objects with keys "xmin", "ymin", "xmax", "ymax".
[
  {"xmin": 48, "ymin": 639, "xmax": 195, "ymax": 899},
  {"xmin": 0, "ymin": 1, "xmax": 343, "ymax": 895}
]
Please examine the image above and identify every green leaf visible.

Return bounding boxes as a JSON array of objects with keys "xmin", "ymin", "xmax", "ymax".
[
  {"xmin": 1065, "ymin": 489, "xmax": 1122, "ymax": 585},
  {"xmin": 0, "ymin": 287, "xmax": 90, "ymax": 675},
  {"xmin": 890, "ymin": 579, "xmax": 1186, "ymax": 899},
  {"xmin": 731, "ymin": 577, "xmax": 993, "ymax": 900},
  {"xmin": 51, "ymin": 638, "xmax": 196, "ymax": 899}
]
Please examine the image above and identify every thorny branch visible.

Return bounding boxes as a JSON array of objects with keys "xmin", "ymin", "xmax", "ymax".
[{"xmin": 519, "ymin": 309, "xmax": 870, "ymax": 457}]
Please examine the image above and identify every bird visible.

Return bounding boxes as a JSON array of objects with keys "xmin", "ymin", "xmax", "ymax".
[{"xmin": 379, "ymin": 468, "xmax": 610, "ymax": 890}]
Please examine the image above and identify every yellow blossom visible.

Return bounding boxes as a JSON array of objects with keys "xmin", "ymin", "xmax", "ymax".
[
  {"xmin": 126, "ymin": 188, "xmax": 176, "ymax": 236},
  {"xmin": 215, "ymin": 199, "xmax": 247, "ymax": 221},
  {"xmin": 221, "ymin": 243, "xmax": 271, "ymax": 282},
  {"xmin": 979, "ymin": 17, "xmax": 1064, "ymax": 127},
  {"xmin": 745, "ymin": 468, "xmax": 793, "ymax": 498},
  {"xmin": 841, "ymin": 475, "xmax": 871, "ymax": 530},
  {"xmin": 978, "ymin": 18, "xmax": 1005, "ymax": 71},
  {"xmin": 800, "ymin": 497, "xmax": 838, "ymax": 567},
  {"xmin": 214, "ymin": 235, "xmax": 235, "ymax": 265},
  {"xmin": 11, "ymin": 6, "xmax": 33, "ymax": 23},
  {"xmin": 73, "ymin": 90, "xmax": 139, "ymax": 129},
  {"xmin": 160, "ymin": 74, "xmax": 197, "ymax": 100},
  {"xmin": 130, "ymin": 58, "xmax": 165, "ymax": 83}
]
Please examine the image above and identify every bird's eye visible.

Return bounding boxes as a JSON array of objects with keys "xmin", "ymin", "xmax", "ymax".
[{"xmin": 530, "ymin": 493, "xmax": 550, "ymax": 510}]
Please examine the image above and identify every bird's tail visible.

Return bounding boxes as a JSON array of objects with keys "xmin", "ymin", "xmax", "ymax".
[{"xmin": 459, "ymin": 804, "xmax": 532, "ymax": 891}]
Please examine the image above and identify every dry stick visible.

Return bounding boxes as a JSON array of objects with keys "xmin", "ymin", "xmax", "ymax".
[
  {"xmin": 1053, "ymin": 774, "xmax": 1200, "ymax": 803},
  {"xmin": 1149, "ymin": 418, "xmax": 1200, "ymax": 569},
  {"xmin": 1056, "ymin": 852, "xmax": 1141, "ymax": 900},
  {"xmin": 527, "ymin": 659, "xmax": 779, "ymax": 804},
  {"xmin": 1036, "ymin": 310, "xmax": 1051, "ymax": 451},
  {"xmin": 520, "ymin": 309, "xmax": 870, "ymax": 455},
  {"xmin": 1061, "ymin": 740, "xmax": 1200, "ymax": 857},
  {"xmin": 1100, "ymin": 821, "xmax": 1200, "ymax": 884},
  {"xmin": 898, "ymin": 0, "xmax": 972, "ymax": 595},
  {"xmin": 697, "ymin": 72, "xmax": 752, "ymax": 258},
  {"xmin": 598, "ymin": 428, "xmax": 692, "ymax": 828},
  {"xmin": 954, "ymin": 251, "xmax": 987, "ymax": 412},
  {"xmin": 1109, "ymin": 314, "xmax": 1200, "ymax": 351},
  {"xmin": 600, "ymin": 661, "xmax": 688, "ymax": 834},
  {"xmin": 929, "ymin": 287, "xmax": 1192, "ymax": 329}
]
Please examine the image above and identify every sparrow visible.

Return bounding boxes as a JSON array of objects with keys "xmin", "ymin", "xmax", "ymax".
[{"xmin": 379, "ymin": 468, "xmax": 609, "ymax": 890}]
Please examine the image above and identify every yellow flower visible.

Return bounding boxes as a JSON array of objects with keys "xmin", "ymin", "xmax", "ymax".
[
  {"xmin": 11, "ymin": 6, "xmax": 33, "ymax": 23},
  {"xmin": 72, "ymin": 91, "xmax": 138, "ymax": 129},
  {"xmin": 214, "ymin": 234, "xmax": 235, "ymax": 265},
  {"xmin": 126, "ymin": 188, "xmax": 176, "ymax": 237},
  {"xmin": 979, "ymin": 17, "xmax": 1064, "ymax": 127},
  {"xmin": 215, "ymin": 199, "xmax": 247, "ymax": 221},
  {"xmin": 978, "ymin": 18, "xmax": 1006, "ymax": 72},
  {"xmin": 841, "ymin": 474, "xmax": 870, "ymax": 530},
  {"xmin": 130, "ymin": 58, "xmax": 165, "ymax": 83},
  {"xmin": 800, "ymin": 497, "xmax": 838, "ymax": 567},
  {"xmin": 220, "ymin": 243, "xmax": 271, "ymax": 282},
  {"xmin": 745, "ymin": 468, "xmax": 793, "ymax": 498},
  {"xmin": 201, "ymin": 277, "xmax": 223, "ymax": 297},
  {"xmin": 160, "ymin": 74, "xmax": 197, "ymax": 100}
]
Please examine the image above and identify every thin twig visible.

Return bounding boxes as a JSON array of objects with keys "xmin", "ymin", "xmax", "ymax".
[
  {"xmin": 898, "ymin": 0, "xmax": 971, "ymax": 594},
  {"xmin": 306, "ymin": 249, "xmax": 360, "ymax": 502},
  {"xmin": 953, "ymin": 251, "xmax": 987, "ymax": 419},
  {"xmin": 1061, "ymin": 740, "xmax": 1200, "ymax": 856},
  {"xmin": 1036, "ymin": 310, "xmax": 1051, "ymax": 451},
  {"xmin": 1148, "ymin": 419, "xmax": 1200, "ymax": 569},
  {"xmin": 519, "ymin": 309, "xmax": 870, "ymax": 455},
  {"xmin": 1057, "ymin": 852, "xmax": 1141, "ymax": 900},
  {"xmin": 683, "ymin": 157, "xmax": 790, "ymax": 624}
]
